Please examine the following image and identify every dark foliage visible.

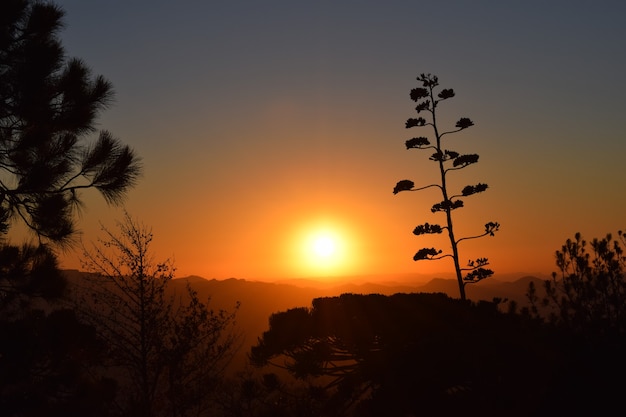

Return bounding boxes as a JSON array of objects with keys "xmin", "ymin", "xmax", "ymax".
[
  {"xmin": 76, "ymin": 213, "xmax": 240, "ymax": 417},
  {"xmin": 392, "ymin": 179, "xmax": 414, "ymax": 195},
  {"xmin": 218, "ymin": 370, "xmax": 330, "ymax": 417},
  {"xmin": 0, "ymin": 2, "xmax": 142, "ymax": 415},
  {"xmin": 0, "ymin": 0, "xmax": 141, "ymax": 245},
  {"xmin": 460, "ymin": 183, "xmax": 488, "ymax": 197},
  {"xmin": 412, "ymin": 222, "xmax": 443, "ymax": 236},
  {"xmin": 413, "ymin": 247, "xmax": 443, "ymax": 260},
  {"xmin": 251, "ymin": 292, "xmax": 568, "ymax": 417},
  {"xmin": 0, "ymin": 244, "xmax": 117, "ymax": 416},
  {"xmin": 0, "ymin": 243, "xmax": 65, "ymax": 314},
  {"xmin": 529, "ymin": 231, "xmax": 626, "ymax": 338},
  {"xmin": 525, "ymin": 230, "xmax": 626, "ymax": 415},
  {"xmin": 405, "ymin": 136, "xmax": 430, "ymax": 149},
  {"xmin": 0, "ymin": 308, "xmax": 117, "ymax": 417}
]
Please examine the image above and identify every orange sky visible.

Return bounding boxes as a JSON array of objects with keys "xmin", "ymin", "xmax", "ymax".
[{"xmin": 15, "ymin": 1, "xmax": 626, "ymax": 283}]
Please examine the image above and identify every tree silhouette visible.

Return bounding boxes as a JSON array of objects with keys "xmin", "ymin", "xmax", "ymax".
[
  {"xmin": 0, "ymin": 2, "xmax": 141, "ymax": 414},
  {"xmin": 394, "ymin": 73, "xmax": 499, "ymax": 300},
  {"xmin": 525, "ymin": 231, "xmax": 626, "ymax": 415},
  {"xmin": 76, "ymin": 213, "xmax": 240, "ymax": 417},
  {"xmin": 528, "ymin": 230, "xmax": 626, "ymax": 338},
  {"xmin": 0, "ymin": 0, "xmax": 141, "ymax": 245},
  {"xmin": 251, "ymin": 293, "xmax": 556, "ymax": 416},
  {"xmin": 0, "ymin": 197, "xmax": 117, "ymax": 417},
  {"xmin": 0, "ymin": 243, "xmax": 65, "ymax": 314}
]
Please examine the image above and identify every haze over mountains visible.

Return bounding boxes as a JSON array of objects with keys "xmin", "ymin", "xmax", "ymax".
[
  {"xmin": 166, "ymin": 272, "xmax": 550, "ymax": 372},
  {"xmin": 64, "ymin": 270, "xmax": 549, "ymax": 372}
]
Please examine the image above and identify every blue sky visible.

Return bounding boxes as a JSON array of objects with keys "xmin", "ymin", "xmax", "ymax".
[{"xmin": 47, "ymin": 0, "xmax": 626, "ymax": 280}]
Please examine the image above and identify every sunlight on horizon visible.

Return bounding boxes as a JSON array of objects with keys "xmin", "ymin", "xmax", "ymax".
[{"xmin": 287, "ymin": 219, "xmax": 357, "ymax": 279}]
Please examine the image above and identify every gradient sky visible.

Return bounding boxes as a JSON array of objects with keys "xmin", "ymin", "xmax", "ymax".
[{"xmin": 33, "ymin": 0, "xmax": 626, "ymax": 281}]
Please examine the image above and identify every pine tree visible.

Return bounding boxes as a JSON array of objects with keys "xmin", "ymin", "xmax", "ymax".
[{"xmin": 0, "ymin": 0, "xmax": 141, "ymax": 244}]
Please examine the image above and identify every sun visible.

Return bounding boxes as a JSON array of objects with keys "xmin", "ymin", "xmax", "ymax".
[
  {"xmin": 304, "ymin": 230, "xmax": 344, "ymax": 272},
  {"xmin": 312, "ymin": 235, "xmax": 336, "ymax": 258},
  {"xmin": 289, "ymin": 222, "xmax": 354, "ymax": 278},
  {"xmin": 311, "ymin": 232, "xmax": 337, "ymax": 260}
]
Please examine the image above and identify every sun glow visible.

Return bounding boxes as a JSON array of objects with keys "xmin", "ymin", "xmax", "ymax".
[
  {"xmin": 304, "ymin": 230, "xmax": 344, "ymax": 274},
  {"xmin": 309, "ymin": 232, "xmax": 339, "ymax": 259},
  {"xmin": 289, "ymin": 220, "xmax": 356, "ymax": 278},
  {"xmin": 312, "ymin": 235, "xmax": 337, "ymax": 257}
]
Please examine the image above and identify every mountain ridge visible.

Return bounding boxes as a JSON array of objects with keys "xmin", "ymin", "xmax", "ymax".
[{"xmin": 63, "ymin": 270, "xmax": 547, "ymax": 373}]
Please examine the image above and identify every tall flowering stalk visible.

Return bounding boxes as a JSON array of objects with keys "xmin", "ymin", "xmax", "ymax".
[{"xmin": 394, "ymin": 73, "xmax": 499, "ymax": 300}]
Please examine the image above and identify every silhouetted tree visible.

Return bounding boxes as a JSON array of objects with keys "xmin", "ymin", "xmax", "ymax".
[
  {"xmin": 525, "ymin": 231, "xmax": 626, "ymax": 414},
  {"xmin": 0, "ymin": 0, "xmax": 141, "ymax": 245},
  {"xmin": 0, "ymin": 243, "xmax": 65, "ymax": 314},
  {"xmin": 0, "ymin": 2, "xmax": 142, "ymax": 415},
  {"xmin": 163, "ymin": 283, "xmax": 241, "ymax": 417},
  {"xmin": 76, "ymin": 213, "xmax": 240, "ymax": 417},
  {"xmin": 393, "ymin": 74, "xmax": 499, "ymax": 300},
  {"xmin": 251, "ymin": 293, "xmax": 554, "ymax": 416},
  {"xmin": 0, "ymin": 225, "xmax": 118, "ymax": 417},
  {"xmin": 528, "ymin": 230, "xmax": 626, "ymax": 337}
]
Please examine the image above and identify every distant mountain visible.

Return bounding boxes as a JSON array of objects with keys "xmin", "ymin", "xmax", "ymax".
[
  {"xmin": 63, "ymin": 270, "xmax": 547, "ymax": 373},
  {"xmin": 419, "ymin": 275, "xmax": 546, "ymax": 306},
  {"xmin": 168, "ymin": 274, "xmax": 546, "ymax": 371}
]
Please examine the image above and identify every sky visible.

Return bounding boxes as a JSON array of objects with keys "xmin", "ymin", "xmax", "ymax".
[{"xmin": 27, "ymin": 0, "xmax": 626, "ymax": 282}]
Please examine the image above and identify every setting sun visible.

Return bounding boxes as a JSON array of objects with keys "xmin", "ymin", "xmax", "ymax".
[
  {"xmin": 303, "ymin": 229, "xmax": 345, "ymax": 273},
  {"xmin": 285, "ymin": 219, "xmax": 359, "ymax": 278},
  {"xmin": 311, "ymin": 234, "xmax": 337, "ymax": 258}
]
